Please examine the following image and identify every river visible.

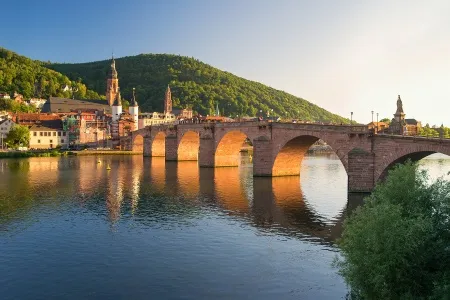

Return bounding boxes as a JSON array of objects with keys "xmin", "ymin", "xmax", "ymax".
[{"xmin": 0, "ymin": 154, "xmax": 449, "ymax": 299}]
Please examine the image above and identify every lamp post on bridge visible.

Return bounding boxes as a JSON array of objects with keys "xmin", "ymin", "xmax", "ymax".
[
  {"xmin": 371, "ymin": 110, "xmax": 374, "ymax": 133},
  {"xmin": 376, "ymin": 112, "xmax": 379, "ymax": 134},
  {"xmin": 350, "ymin": 112, "xmax": 353, "ymax": 125}
]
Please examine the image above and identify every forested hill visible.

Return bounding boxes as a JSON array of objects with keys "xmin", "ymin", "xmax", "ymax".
[
  {"xmin": 48, "ymin": 54, "xmax": 348, "ymax": 122},
  {"xmin": 0, "ymin": 48, "xmax": 103, "ymax": 100}
]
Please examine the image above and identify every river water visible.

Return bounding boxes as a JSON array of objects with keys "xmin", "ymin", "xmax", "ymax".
[{"xmin": 0, "ymin": 154, "xmax": 449, "ymax": 300}]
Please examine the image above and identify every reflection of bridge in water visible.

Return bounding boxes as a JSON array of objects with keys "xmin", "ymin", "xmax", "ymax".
[
  {"xmin": 0, "ymin": 156, "xmax": 366, "ymax": 244},
  {"xmin": 140, "ymin": 157, "xmax": 355, "ymax": 244}
]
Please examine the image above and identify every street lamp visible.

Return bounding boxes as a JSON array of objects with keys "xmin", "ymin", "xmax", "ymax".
[
  {"xmin": 376, "ymin": 112, "xmax": 379, "ymax": 134},
  {"xmin": 371, "ymin": 111, "xmax": 374, "ymax": 124},
  {"xmin": 350, "ymin": 112, "xmax": 353, "ymax": 124}
]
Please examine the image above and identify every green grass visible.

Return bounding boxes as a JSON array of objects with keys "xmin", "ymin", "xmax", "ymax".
[{"xmin": 0, "ymin": 150, "xmax": 63, "ymax": 158}]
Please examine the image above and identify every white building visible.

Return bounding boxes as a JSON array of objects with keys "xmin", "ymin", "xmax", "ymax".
[
  {"xmin": 29, "ymin": 121, "xmax": 69, "ymax": 149},
  {"xmin": 29, "ymin": 98, "xmax": 48, "ymax": 109},
  {"xmin": 138, "ymin": 112, "xmax": 176, "ymax": 129},
  {"xmin": 0, "ymin": 119, "xmax": 15, "ymax": 149},
  {"xmin": 0, "ymin": 92, "xmax": 11, "ymax": 99}
]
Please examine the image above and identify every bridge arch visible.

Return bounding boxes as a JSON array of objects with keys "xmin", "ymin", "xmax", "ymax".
[
  {"xmin": 375, "ymin": 144, "xmax": 450, "ymax": 182},
  {"xmin": 215, "ymin": 130, "xmax": 255, "ymax": 167},
  {"xmin": 152, "ymin": 131, "xmax": 166, "ymax": 157},
  {"xmin": 272, "ymin": 135, "xmax": 348, "ymax": 176},
  {"xmin": 132, "ymin": 134, "xmax": 144, "ymax": 152},
  {"xmin": 178, "ymin": 131, "xmax": 200, "ymax": 161}
]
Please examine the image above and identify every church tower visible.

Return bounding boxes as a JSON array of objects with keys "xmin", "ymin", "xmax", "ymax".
[
  {"xmin": 164, "ymin": 85, "xmax": 172, "ymax": 114},
  {"xmin": 129, "ymin": 88, "xmax": 139, "ymax": 131},
  {"xmin": 106, "ymin": 56, "xmax": 119, "ymax": 106},
  {"xmin": 112, "ymin": 89, "xmax": 122, "ymax": 122}
]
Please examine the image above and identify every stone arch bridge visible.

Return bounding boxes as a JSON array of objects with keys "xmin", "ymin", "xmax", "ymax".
[{"xmin": 121, "ymin": 121, "xmax": 450, "ymax": 192}]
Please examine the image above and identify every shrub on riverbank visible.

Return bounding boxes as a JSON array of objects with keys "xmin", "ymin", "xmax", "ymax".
[{"xmin": 335, "ymin": 161, "xmax": 450, "ymax": 299}]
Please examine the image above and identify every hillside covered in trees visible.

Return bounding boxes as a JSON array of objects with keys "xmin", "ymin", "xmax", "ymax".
[
  {"xmin": 0, "ymin": 48, "xmax": 103, "ymax": 100},
  {"xmin": 48, "ymin": 54, "xmax": 349, "ymax": 122}
]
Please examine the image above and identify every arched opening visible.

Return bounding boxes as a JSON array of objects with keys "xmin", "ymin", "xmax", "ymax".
[
  {"xmin": 272, "ymin": 135, "xmax": 320, "ymax": 176},
  {"xmin": 152, "ymin": 132, "xmax": 165, "ymax": 157},
  {"xmin": 377, "ymin": 151, "xmax": 436, "ymax": 182},
  {"xmin": 215, "ymin": 131, "xmax": 248, "ymax": 167},
  {"xmin": 132, "ymin": 135, "xmax": 144, "ymax": 153},
  {"xmin": 178, "ymin": 131, "xmax": 200, "ymax": 161}
]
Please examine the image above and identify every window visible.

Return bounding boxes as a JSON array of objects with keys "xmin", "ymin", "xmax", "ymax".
[
  {"xmin": 38, "ymin": 140, "xmax": 41, "ymax": 143},
  {"xmin": 33, "ymin": 132, "xmax": 37, "ymax": 136},
  {"xmin": 48, "ymin": 132, "xmax": 51, "ymax": 136},
  {"xmin": 53, "ymin": 132, "xmax": 56, "ymax": 136},
  {"xmin": 61, "ymin": 139, "xmax": 65, "ymax": 143},
  {"xmin": 58, "ymin": 132, "xmax": 61, "ymax": 136},
  {"xmin": 63, "ymin": 132, "xmax": 66, "ymax": 136},
  {"xmin": 40, "ymin": 132, "xmax": 43, "ymax": 136},
  {"xmin": 50, "ymin": 139, "xmax": 53, "ymax": 143}
]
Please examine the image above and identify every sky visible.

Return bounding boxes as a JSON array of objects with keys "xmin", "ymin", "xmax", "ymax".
[{"xmin": 1, "ymin": 0, "xmax": 449, "ymax": 125}]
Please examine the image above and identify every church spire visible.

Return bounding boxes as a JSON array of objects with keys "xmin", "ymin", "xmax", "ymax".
[
  {"xmin": 130, "ymin": 87, "xmax": 138, "ymax": 107},
  {"xmin": 215, "ymin": 102, "xmax": 220, "ymax": 116},
  {"xmin": 106, "ymin": 55, "xmax": 119, "ymax": 106},
  {"xmin": 109, "ymin": 56, "xmax": 118, "ymax": 79},
  {"xmin": 164, "ymin": 84, "xmax": 172, "ymax": 114}
]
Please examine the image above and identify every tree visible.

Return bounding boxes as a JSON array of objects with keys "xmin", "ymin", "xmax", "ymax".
[
  {"xmin": 5, "ymin": 125, "xmax": 30, "ymax": 148},
  {"xmin": 380, "ymin": 117, "xmax": 391, "ymax": 124},
  {"xmin": 335, "ymin": 161, "xmax": 450, "ymax": 299}
]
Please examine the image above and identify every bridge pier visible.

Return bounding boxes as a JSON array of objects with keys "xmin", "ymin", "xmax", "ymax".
[
  {"xmin": 347, "ymin": 148, "xmax": 375, "ymax": 193},
  {"xmin": 253, "ymin": 136, "xmax": 274, "ymax": 176},
  {"xmin": 199, "ymin": 137, "xmax": 215, "ymax": 167},
  {"xmin": 143, "ymin": 137, "xmax": 152, "ymax": 157},
  {"xmin": 165, "ymin": 136, "xmax": 178, "ymax": 161}
]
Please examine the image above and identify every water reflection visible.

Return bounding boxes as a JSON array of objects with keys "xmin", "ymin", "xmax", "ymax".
[
  {"xmin": 0, "ymin": 156, "xmax": 349, "ymax": 244},
  {"xmin": 3, "ymin": 155, "xmax": 449, "ymax": 242}
]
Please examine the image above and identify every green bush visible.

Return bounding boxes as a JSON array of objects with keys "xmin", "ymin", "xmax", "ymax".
[{"xmin": 335, "ymin": 161, "xmax": 450, "ymax": 299}]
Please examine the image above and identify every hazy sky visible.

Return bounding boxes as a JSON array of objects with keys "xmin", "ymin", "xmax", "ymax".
[{"xmin": 2, "ymin": 0, "xmax": 449, "ymax": 124}]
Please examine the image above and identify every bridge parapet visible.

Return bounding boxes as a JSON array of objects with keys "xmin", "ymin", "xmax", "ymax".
[{"xmin": 375, "ymin": 134, "xmax": 450, "ymax": 144}]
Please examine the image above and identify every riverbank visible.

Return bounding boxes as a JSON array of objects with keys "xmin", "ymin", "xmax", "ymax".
[
  {"xmin": 0, "ymin": 150, "xmax": 141, "ymax": 158},
  {"xmin": 68, "ymin": 150, "xmax": 141, "ymax": 156}
]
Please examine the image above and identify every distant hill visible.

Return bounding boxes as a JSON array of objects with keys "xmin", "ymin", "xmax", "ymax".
[
  {"xmin": 0, "ymin": 48, "xmax": 103, "ymax": 100},
  {"xmin": 48, "ymin": 54, "xmax": 349, "ymax": 122}
]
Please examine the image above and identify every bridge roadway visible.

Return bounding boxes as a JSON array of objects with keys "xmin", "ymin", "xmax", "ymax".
[{"xmin": 122, "ymin": 121, "xmax": 450, "ymax": 192}]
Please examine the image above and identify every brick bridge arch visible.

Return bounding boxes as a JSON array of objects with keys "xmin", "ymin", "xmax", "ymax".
[
  {"xmin": 213, "ymin": 124, "xmax": 271, "ymax": 167},
  {"xmin": 374, "ymin": 136, "xmax": 450, "ymax": 182},
  {"xmin": 129, "ymin": 128, "xmax": 150, "ymax": 152},
  {"xmin": 132, "ymin": 135, "xmax": 144, "ymax": 152},
  {"xmin": 177, "ymin": 130, "xmax": 200, "ymax": 161},
  {"xmin": 164, "ymin": 124, "xmax": 209, "ymax": 161},
  {"xmin": 255, "ymin": 124, "xmax": 371, "ymax": 177}
]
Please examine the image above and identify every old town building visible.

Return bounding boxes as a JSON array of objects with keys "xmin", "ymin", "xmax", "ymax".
[
  {"xmin": 29, "ymin": 120, "xmax": 69, "ymax": 149},
  {"xmin": 0, "ymin": 118, "xmax": 15, "ymax": 149}
]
